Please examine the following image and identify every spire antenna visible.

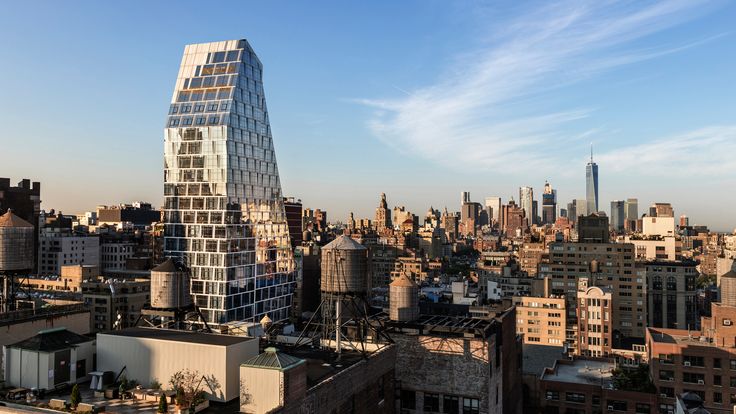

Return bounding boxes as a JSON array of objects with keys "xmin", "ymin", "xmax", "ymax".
[{"xmin": 590, "ymin": 142, "xmax": 593, "ymax": 163}]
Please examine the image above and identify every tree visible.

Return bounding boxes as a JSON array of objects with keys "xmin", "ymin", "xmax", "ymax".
[
  {"xmin": 158, "ymin": 393, "xmax": 168, "ymax": 413},
  {"xmin": 70, "ymin": 384, "xmax": 81, "ymax": 408},
  {"xmin": 169, "ymin": 369, "xmax": 220, "ymax": 409}
]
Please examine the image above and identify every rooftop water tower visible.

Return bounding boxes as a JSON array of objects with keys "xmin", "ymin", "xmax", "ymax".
[
  {"xmin": 136, "ymin": 258, "xmax": 210, "ymax": 332},
  {"xmin": 0, "ymin": 209, "xmax": 35, "ymax": 312}
]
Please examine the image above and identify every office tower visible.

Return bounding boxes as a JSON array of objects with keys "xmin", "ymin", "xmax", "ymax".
[
  {"xmin": 679, "ymin": 215, "xmax": 689, "ymax": 227},
  {"xmin": 586, "ymin": 146, "xmax": 599, "ymax": 214},
  {"xmin": 559, "ymin": 208, "xmax": 567, "ymax": 218},
  {"xmin": 566, "ymin": 202, "xmax": 575, "ymax": 223},
  {"xmin": 578, "ymin": 214, "xmax": 610, "ymax": 243},
  {"xmin": 624, "ymin": 198, "xmax": 638, "ymax": 220},
  {"xmin": 519, "ymin": 186, "xmax": 534, "ymax": 227},
  {"xmin": 645, "ymin": 259, "xmax": 698, "ymax": 329},
  {"xmin": 541, "ymin": 181, "xmax": 556, "ymax": 224},
  {"xmin": 610, "ymin": 200, "xmax": 625, "ymax": 232},
  {"xmin": 162, "ymin": 39, "xmax": 295, "ymax": 324},
  {"xmin": 283, "ymin": 197, "xmax": 303, "ymax": 249},
  {"xmin": 651, "ymin": 202, "xmax": 674, "ymax": 218},
  {"xmin": 374, "ymin": 193, "xmax": 391, "ymax": 231},
  {"xmin": 461, "ymin": 191, "xmax": 471, "ymax": 206},
  {"xmin": 484, "ymin": 196, "xmax": 501, "ymax": 224},
  {"xmin": 542, "ymin": 241, "xmax": 644, "ymax": 345},
  {"xmin": 502, "ymin": 200, "xmax": 527, "ymax": 236},
  {"xmin": 574, "ymin": 199, "xmax": 588, "ymax": 220}
]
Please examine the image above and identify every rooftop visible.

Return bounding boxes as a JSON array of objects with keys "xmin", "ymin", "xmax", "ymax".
[
  {"xmin": 647, "ymin": 327, "xmax": 720, "ymax": 348},
  {"xmin": 383, "ymin": 312, "xmax": 494, "ymax": 338},
  {"xmin": 8, "ymin": 327, "xmax": 93, "ymax": 352},
  {"xmin": 151, "ymin": 258, "xmax": 187, "ymax": 273},
  {"xmin": 270, "ymin": 345, "xmax": 391, "ymax": 388},
  {"xmin": 522, "ymin": 344, "xmax": 566, "ymax": 376},
  {"xmin": 241, "ymin": 347, "xmax": 305, "ymax": 371},
  {"xmin": 322, "ymin": 235, "xmax": 367, "ymax": 251},
  {"xmin": 0, "ymin": 209, "xmax": 33, "ymax": 228},
  {"xmin": 542, "ymin": 358, "xmax": 614, "ymax": 388},
  {"xmin": 99, "ymin": 327, "xmax": 254, "ymax": 347}
]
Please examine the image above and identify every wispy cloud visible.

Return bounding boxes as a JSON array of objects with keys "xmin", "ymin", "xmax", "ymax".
[
  {"xmin": 596, "ymin": 125, "xmax": 736, "ymax": 177},
  {"xmin": 359, "ymin": 0, "xmax": 718, "ymax": 172}
]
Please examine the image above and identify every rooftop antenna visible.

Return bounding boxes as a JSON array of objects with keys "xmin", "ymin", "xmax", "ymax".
[{"xmin": 590, "ymin": 142, "xmax": 593, "ymax": 163}]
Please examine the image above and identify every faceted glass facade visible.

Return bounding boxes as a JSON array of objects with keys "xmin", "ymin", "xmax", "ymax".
[
  {"xmin": 586, "ymin": 162, "xmax": 598, "ymax": 214},
  {"xmin": 162, "ymin": 39, "xmax": 295, "ymax": 325}
]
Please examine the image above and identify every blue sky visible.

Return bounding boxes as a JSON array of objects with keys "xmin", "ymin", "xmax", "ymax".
[{"xmin": 0, "ymin": 1, "xmax": 734, "ymax": 230}]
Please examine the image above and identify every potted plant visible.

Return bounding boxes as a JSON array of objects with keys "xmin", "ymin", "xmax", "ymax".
[
  {"xmin": 158, "ymin": 393, "xmax": 168, "ymax": 413},
  {"xmin": 70, "ymin": 384, "xmax": 81, "ymax": 409}
]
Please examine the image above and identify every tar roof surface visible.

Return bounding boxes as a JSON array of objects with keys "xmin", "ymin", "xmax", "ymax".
[
  {"xmin": 100, "ymin": 327, "xmax": 252, "ymax": 346},
  {"xmin": 543, "ymin": 359, "xmax": 614, "ymax": 387}
]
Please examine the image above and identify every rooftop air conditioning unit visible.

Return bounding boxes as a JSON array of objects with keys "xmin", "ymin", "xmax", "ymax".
[{"xmin": 684, "ymin": 361, "xmax": 691, "ymax": 366}]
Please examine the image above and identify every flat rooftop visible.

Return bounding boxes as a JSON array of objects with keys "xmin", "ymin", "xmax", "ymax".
[
  {"xmin": 259, "ymin": 344, "xmax": 394, "ymax": 388},
  {"xmin": 100, "ymin": 327, "xmax": 254, "ymax": 346},
  {"xmin": 522, "ymin": 344, "xmax": 566, "ymax": 376},
  {"xmin": 542, "ymin": 359, "xmax": 614, "ymax": 388},
  {"xmin": 648, "ymin": 327, "xmax": 719, "ymax": 348}
]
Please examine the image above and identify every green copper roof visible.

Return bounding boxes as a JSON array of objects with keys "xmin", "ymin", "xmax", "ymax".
[{"xmin": 241, "ymin": 347, "xmax": 305, "ymax": 371}]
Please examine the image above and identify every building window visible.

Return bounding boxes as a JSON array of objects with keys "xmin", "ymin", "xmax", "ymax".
[
  {"xmin": 566, "ymin": 392, "xmax": 586, "ymax": 404},
  {"xmin": 730, "ymin": 359, "xmax": 736, "ymax": 370},
  {"xmin": 607, "ymin": 400, "xmax": 627, "ymax": 411},
  {"xmin": 462, "ymin": 398, "xmax": 479, "ymax": 414},
  {"xmin": 714, "ymin": 358, "xmax": 722, "ymax": 369},
  {"xmin": 714, "ymin": 392, "xmax": 722, "ymax": 404},
  {"xmin": 401, "ymin": 390, "xmax": 416, "ymax": 410},
  {"xmin": 442, "ymin": 395, "xmax": 459, "ymax": 414},
  {"xmin": 714, "ymin": 375, "xmax": 722, "ymax": 386},
  {"xmin": 545, "ymin": 391, "xmax": 559, "ymax": 401},
  {"xmin": 634, "ymin": 403, "xmax": 650, "ymax": 414},
  {"xmin": 424, "ymin": 393, "xmax": 440, "ymax": 413}
]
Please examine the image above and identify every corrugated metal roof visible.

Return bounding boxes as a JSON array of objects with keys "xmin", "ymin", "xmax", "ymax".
[
  {"xmin": 322, "ymin": 235, "xmax": 366, "ymax": 251},
  {"xmin": 0, "ymin": 209, "xmax": 33, "ymax": 228},
  {"xmin": 241, "ymin": 347, "xmax": 304, "ymax": 371}
]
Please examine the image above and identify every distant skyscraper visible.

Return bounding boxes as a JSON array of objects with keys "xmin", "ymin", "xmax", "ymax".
[
  {"xmin": 461, "ymin": 191, "xmax": 471, "ymax": 206},
  {"xmin": 586, "ymin": 146, "xmax": 599, "ymax": 214},
  {"xmin": 624, "ymin": 198, "xmax": 638, "ymax": 220},
  {"xmin": 484, "ymin": 197, "xmax": 501, "ymax": 224},
  {"xmin": 519, "ymin": 186, "xmax": 534, "ymax": 227},
  {"xmin": 375, "ymin": 193, "xmax": 391, "ymax": 231},
  {"xmin": 541, "ymin": 181, "xmax": 557, "ymax": 224},
  {"xmin": 610, "ymin": 200, "xmax": 625, "ymax": 232},
  {"xmin": 574, "ymin": 199, "xmax": 588, "ymax": 219},
  {"xmin": 679, "ymin": 215, "xmax": 689, "ymax": 227},
  {"xmin": 163, "ymin": 39, "xmax": 295, "ymax": 325}
]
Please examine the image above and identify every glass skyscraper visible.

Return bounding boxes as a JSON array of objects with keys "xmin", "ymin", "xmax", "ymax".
[
  {"xmin": 162, "ymin": 39, "xmax": 295, "ymax": 325},
  {"xmin": 586, "ymin": 149, "xmax": 599, "ymax": 214}
]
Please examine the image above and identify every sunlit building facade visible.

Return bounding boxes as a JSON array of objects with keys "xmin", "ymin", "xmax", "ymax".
[{"xmin": 162, "ymin": 39, "xmax": 295, "ymax": 325}]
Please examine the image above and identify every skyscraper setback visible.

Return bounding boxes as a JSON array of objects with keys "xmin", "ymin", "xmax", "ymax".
[
  {"xmin": 586, "ymin": 146, "xmax": 599, "ymax": 214},
  {"xmin": 162, "ymin": 40, "xmax": 295, "ymax": 325}
]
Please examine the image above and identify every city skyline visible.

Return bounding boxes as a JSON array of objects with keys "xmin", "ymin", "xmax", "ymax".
[{"xmin": 1, "ymin": 1, "xmax": 735, "ymax": 230}]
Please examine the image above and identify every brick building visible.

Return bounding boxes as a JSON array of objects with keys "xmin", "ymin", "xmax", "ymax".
[{"xmin": 539, "ymin": 358, "xmax": 657, "ymax": 414}]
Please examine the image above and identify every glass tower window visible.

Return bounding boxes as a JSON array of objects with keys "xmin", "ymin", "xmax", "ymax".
[{"xmin": 163, "ymin": 39, "xmax": 295, "ymax": 325}]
